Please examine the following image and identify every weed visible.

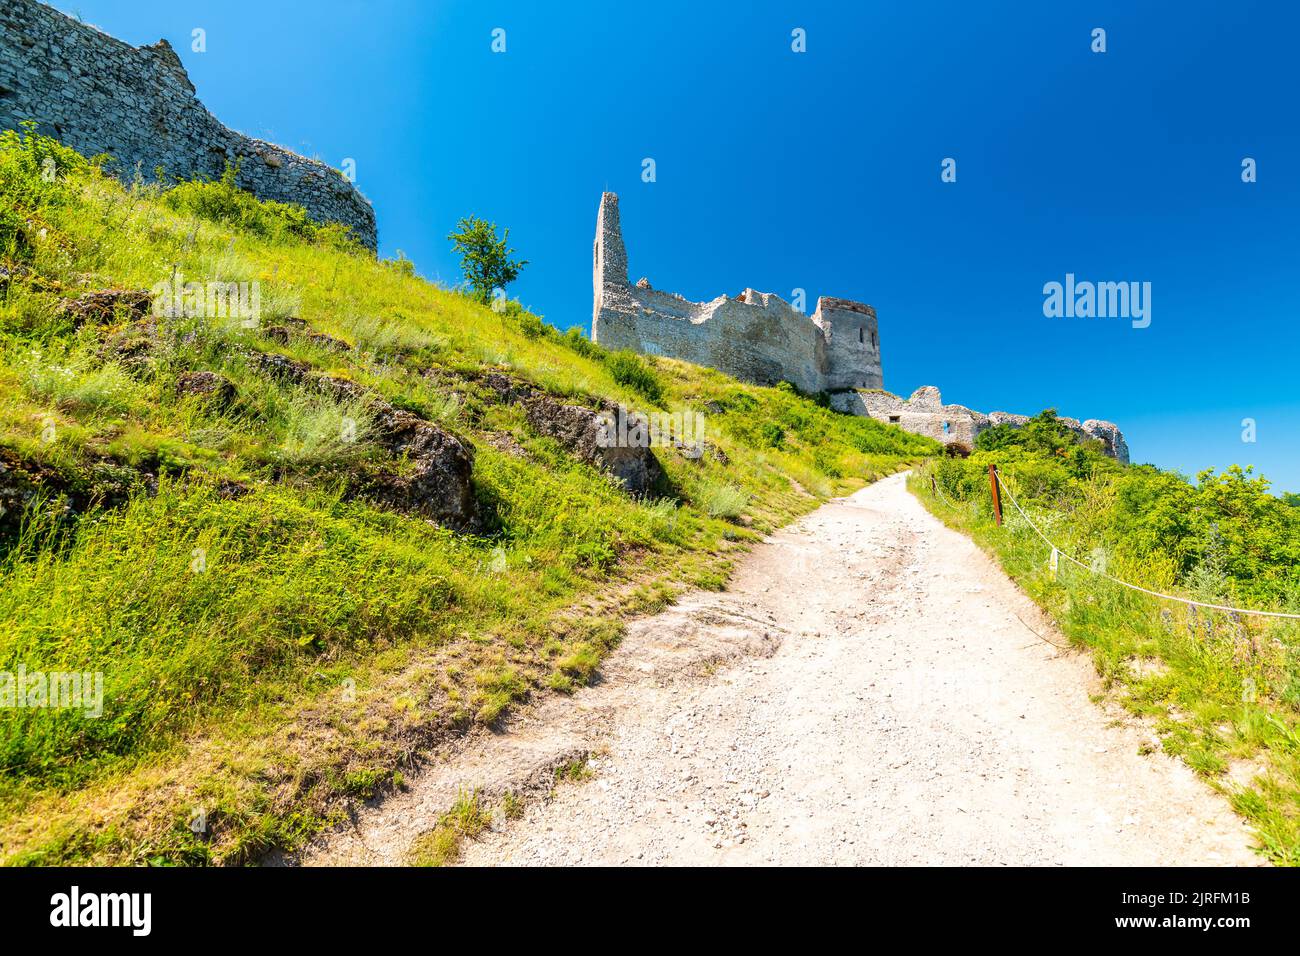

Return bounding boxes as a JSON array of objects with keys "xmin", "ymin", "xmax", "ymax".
[{"xmin": 408, "ymin": 791, "xmax": 490, "ymax": 867}]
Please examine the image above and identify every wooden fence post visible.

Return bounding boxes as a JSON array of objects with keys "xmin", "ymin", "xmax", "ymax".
[
  {"xmin": 930, "ymin": 475, "xmax": 937, "ymax": 497},
  {"xmin": 988, "ymin": 464, "xmax": 1003, "ymax": 526}
]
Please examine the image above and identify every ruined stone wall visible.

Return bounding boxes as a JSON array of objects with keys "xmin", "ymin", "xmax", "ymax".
[
  {"xmin": 832, "ymin": 385, "xmax": 1131, "ymax": 462},
  {"xmin": 0, "ymin": 0, "xmax": 377, "ymax": 250},
  {"xmin": 590, "ymin": 192, "xmax": 1126, "ymax": 462},
  {"xmin": 592, "ymin": 192, "xmax": 882, "ymax": 395},
  {"xmin": 832, "ymin": 386, "xmax": 989, "ymax": 448}
]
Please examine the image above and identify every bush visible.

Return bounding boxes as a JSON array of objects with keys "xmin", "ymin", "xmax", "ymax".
[
  {"xmin": 604, "ymin": 350, "xmax": 664, "ymax": 405},
  {"xmin": 758, "ymin": 421, "xmax": 785, "ymax": 449},
  {"xmin": 161, "ymin": 162, "xmax": 360, "ymax": 251},
  {"xmin": 514, "ymin": 309, "xmax": 548, "ymax": 340},
  {"xmin": 0, "ymin": 122, "xmax": 93, "ymax": 260},
  {"xmin": 696, "ymin": 480, "xmax": 749, "ymax": 520},
  {"xmin": 560, "ymin": 327, "xmax": 605, "ymax": 361}
]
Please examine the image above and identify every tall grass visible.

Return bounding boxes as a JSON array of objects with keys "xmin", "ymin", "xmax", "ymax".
[
  {"xmin": 696, "ymin": 480, "xmax": 750, "ymax": 519},
  {"xmin": 17, "ymin": 350, "xmax": 143, "ymax": 415},
  {"xmin": 271, "ymin": 391, "xmax": 375, "ymax": 472},
  {"xmin": 604, "ymin": 350, "xmax": 665, "ymax": 405}
]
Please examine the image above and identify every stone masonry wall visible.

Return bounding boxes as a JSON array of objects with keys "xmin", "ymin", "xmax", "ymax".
[
  {"xmin": 0, "ymin": 0, "xmax": 377, "ymax": 250},
  {"xmin": 592, "ymin": 192, "xmax": 882, "ymax": 395},
  {"xmin": 832, "ymin": 385, "xmax": 1131, "ymax": 463},
  {"xmin": 589, "ymin": 191, "xmax": 1129, "ymax": 462}
]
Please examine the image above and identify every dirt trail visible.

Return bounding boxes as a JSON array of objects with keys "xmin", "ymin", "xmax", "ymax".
[{"xmin": 294, "ymin": 472, "xmax": 1261, "ymax": 867}]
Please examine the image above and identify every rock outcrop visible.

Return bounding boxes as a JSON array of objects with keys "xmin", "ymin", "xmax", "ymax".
[
  {"xmin": 295, "ymin": 371, "xmax": 480, "ymax": 531},
  {"xmin": 359, "ymin": 404, "xmax": 479, "ymax": 531},
  {"xmin": 175, "ymin": 370, "xmax": 237, "ymax": 407},
  {"xmin": 482, "ymin": 373, "xmax": 664, "ymax": 496},
  {"xmin": 58, "ymin": 289, "xmax": 152, "ymax": 327}
]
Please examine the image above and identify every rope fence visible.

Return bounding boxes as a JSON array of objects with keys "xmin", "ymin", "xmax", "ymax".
[{"xmin": 926, "ymin": 462, "xmax": 1300, "ymax": 622}]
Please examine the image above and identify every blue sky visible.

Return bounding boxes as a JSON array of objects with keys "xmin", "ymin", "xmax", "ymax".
[{"xmin": 55, "ymin": 0, "xmax": 1300, "ymax": 493}]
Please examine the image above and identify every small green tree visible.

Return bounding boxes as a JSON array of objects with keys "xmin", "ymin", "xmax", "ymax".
[{"xmin": 447, "ymin": 216, "xmax": 528, "ymax": 305}]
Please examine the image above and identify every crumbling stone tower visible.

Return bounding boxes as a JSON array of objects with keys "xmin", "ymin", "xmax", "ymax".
[{"xmin": 593, "ymin": 193, "xmax": 882, "ymax": 395}]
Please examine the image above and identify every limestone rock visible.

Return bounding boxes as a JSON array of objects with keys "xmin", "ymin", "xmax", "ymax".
[
  {"xmin": 1081, "ymin": 420, "xmax": 1130, "ymax": 464},
  {"xmin": 988, "ymin": 411, "xmax": 1031, "ymax": 428},
  {"xmin": 175, "ymin": 370, "xmax": 237, "ymax": 407},
  {"xmin": 58, "ymin": 288, "xmax": 152, "ymax": 327},
  {"xmin": 244, "ymin": 350, "xmax": 312, "ymax": 385},
  {"xmin": 358, "ymin": 408, "xmax": 478, "ymax": 531},
  {"xmin": 482, "ymin": 372, "xmax": 664, "ymax": 496}
]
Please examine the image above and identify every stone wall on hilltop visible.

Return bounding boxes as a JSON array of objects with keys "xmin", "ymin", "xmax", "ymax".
[
  {"xmin": 832, "ymin": 386, "xmax": 1131, "ymax": 462},
  {"xmin": 592, "ymin": 192, "xmax": 882, "ymax": 396},
  {"xmin": 0, "ymin": 0, "xmax": 376, "ymax": 250},
  {"xmin": 591, "ymin": 193, "xmax": 1128, "ymax": 461}
]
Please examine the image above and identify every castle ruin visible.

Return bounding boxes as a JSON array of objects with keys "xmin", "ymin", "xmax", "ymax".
[
  {"xmin": 833, "ymin": 386, "xmax": 1130, "ymax": 463},
  {"xmin": 593, "ymin": 192, "xmax": 882, "ymax": 396},
  {"xmin": 0, "ymin": 0, "xmax": 377, "ymax": 249},
  {"xmin": 592, "ymin": 192, "xmax": 1129, "ymax": 462}
]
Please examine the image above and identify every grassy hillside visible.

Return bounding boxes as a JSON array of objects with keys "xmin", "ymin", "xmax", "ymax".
[
  {"xmin": 911, "ymin": 414, "xmax": 1300, "ymax": 864},
  {"xmin": 0, "ymin": 125, "xmax": 936, "ymax": 864}
]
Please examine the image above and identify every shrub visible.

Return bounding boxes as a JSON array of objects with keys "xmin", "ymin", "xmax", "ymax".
[
  {"xmin": 0, "ymin": 122, "xmax": 93, "ymax": 259},
  {"xmin": 604, "ymin": 350, "xmax": 664, "ymax": 405},
  {"xmin": 560, "ymin": 327, "xmax": 605, "ymax": 361},
  {"xmin": 758, "ymin": 421, "xmax": 785, "ymax": 449},
  {"xmin": 697, "ymin": 480, "xmax": 749, "ymax": 520},
  {"xmin": 515, "ymin": 309, "xmax": 547, "ymax": 340},
  {"xmin": 161, "ymin": 162, "xmax": 360, "ymax": 251}
]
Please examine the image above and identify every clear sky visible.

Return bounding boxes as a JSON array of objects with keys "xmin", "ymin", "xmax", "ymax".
[{"xmin": 52, "ymin": 0, "xmax": 1300, "ymax": 493}]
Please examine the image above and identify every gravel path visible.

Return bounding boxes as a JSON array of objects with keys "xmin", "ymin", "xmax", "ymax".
[{"xmin": 297, "ymin": 472, "xmax": 1262, "ymax": 866}]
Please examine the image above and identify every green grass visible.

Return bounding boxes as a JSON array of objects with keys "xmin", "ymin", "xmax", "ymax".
[
  {"xmin": 911, "ymin": 425, "xmax": 1300, "ymax": 865},
  {"xmin": 553, "ymin": 758, "xmax": 593, "ymax": 784},
  {"xmin": 603, "ymin": 349, "xmax": 665, "ymax": 405},
  {"xmin": 696, "ymin": 480, "xmax": 750, "ymax": 520},
  {"xmin": 0, "ymin": 127, "xmax": 935, "ymax": 864},
  {"xmin": 407, "ymin": 791, "xmax": 491, "ymax": 867}
]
